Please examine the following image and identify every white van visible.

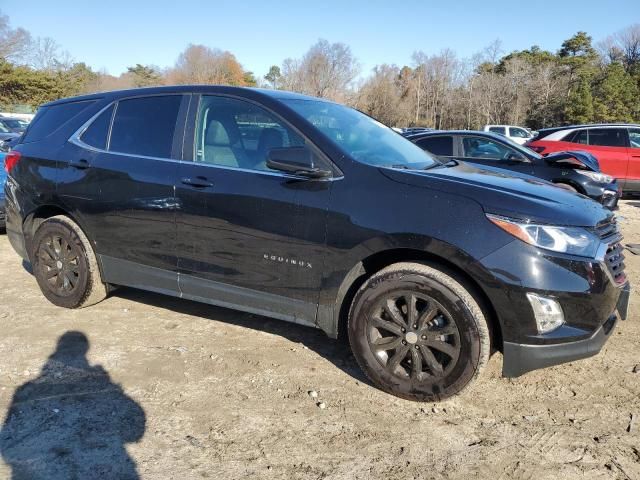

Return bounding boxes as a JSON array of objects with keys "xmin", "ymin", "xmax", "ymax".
[{"xmin": 482, "ymin": 125, "xmax": 534, "ymax": 145}]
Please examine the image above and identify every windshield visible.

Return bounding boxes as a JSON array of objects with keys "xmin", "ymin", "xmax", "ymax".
[
  {"xmin": 493, "ymin": 133, "xmax": 542, "ymax": 159},
  {"xmin": 1, "ymin": 119, "xmax": 23, "ymax": 129},
  {"xmin": 0, "ymin": 123, "xmax": 9, "ymax": 133},
  {"xmin": 283, "ymin": 99, "xmax": 439, "ymax": 169}
]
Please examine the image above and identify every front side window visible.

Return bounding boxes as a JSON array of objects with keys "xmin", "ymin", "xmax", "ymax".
[
  {"xmin": 283, "ymin": 99, "xmax": 438, "ymax": 169},
  {"xmin": 489, "ymin": 127, "xmax": 506, "ymax": 135},
  {"xmin": 509, "ymin": 127, "xmax": 529, "ymax": 138},
  {"xmin": 109, "ymin": 95, "xmax": 183, "ymax": 158},
  {"xmin": 416, "ymin": 136, "xmax": 454, "ymax": 156},
  {"xmin": 629, "ymin": 129, "xmax": 640, "ymax": 148},
  {"xmin": 195, "ymin": 96, "xmax": 305, "ymax": 171},
  {"xmin": 587, "ymin": 128, "xmax": 627, "ymax": 147},
  {"xmin": 80, "ymin": 105, "xmax": 114, "ymax": 150},
  {"xmin": 462, "ymin": 136, "xmax": 519, "ymax": 160}
]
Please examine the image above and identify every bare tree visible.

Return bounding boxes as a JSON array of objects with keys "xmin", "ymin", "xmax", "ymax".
[
  {"xmin": 0, "ymin": 11, "xmax": 31, "ymax": 63},
  {"xmin": 166, "ymin": 44, "xmax": 248, "ymax": 86},
  {"xmin": 279, "ymin": 39, "xmax": 359, "ymax": 102}
]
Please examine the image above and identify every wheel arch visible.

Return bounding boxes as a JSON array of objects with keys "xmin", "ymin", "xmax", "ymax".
[
  {"xmin": 333, "ymin": 247, "xmax": 502, "ymax": 351},
  {"xmin": 551, "ymin": 179, "xmax": 584, "ymax": 194}
]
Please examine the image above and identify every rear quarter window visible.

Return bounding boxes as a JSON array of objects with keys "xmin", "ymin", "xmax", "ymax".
[{"xmin": 22, "ymin": 100, "xmax": 95, "ymax": 143}]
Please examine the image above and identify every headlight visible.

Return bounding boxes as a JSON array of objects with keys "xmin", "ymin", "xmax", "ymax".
[
  {"xmin": 487, "ymin": 214, "xmax": 599, "ymax": 257},
  {"xmin": 574, "ymin": 169, "xmax": 613, "ymax": 183}
]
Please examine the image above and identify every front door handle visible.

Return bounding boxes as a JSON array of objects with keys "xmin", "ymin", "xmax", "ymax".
[
  {"xmin": 69, "ymin": 159, "xmax": 90, "ymax": 169},
  {"xmin": 181, "ymin": 176, "xmax": 214, "ymax": 188}
]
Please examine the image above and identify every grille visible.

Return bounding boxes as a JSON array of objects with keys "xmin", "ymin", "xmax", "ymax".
[
  {"xmin": 595, "ymin": 217, "xmax": 618, "ymax": 239},
  {"xmin": 604, "ymin": 241, "xmax": 626, "ymax": 285}
]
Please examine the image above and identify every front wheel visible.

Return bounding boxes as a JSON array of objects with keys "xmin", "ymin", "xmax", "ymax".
[
  {"xmin": 31, "ymin": 215, "xmax": 108, "ymax": 309},
  {"xmin": 348, "ymin": 262, "xmax": 490, "ymax": 402}
]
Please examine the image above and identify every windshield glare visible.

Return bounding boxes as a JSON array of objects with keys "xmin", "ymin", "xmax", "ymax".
[{"xmin": 283, "ymin": 99, "xmax": 438, "ymax": 169}]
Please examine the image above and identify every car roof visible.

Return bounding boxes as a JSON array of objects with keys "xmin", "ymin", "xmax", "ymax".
[
  {"xmin": 41, "ymin": 85, "xmax": 328, "ymax": 107},
  {"xmin": 538, "ymin": 123, "xmax": 640, "ymax": 133},
  {"xmin": 407, "ymin": 130, "xmax": 506, "ymax": 140}
]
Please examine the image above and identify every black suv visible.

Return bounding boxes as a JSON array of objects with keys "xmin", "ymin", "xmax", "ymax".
[{"xmin": 4, "ymin": 86, "xmax": 630, "ymax": 401}]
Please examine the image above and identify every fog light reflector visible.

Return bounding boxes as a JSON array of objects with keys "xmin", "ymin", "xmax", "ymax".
[{"xmin": 526, "ymin": 293, "xmax": 564, "ymax": 334}]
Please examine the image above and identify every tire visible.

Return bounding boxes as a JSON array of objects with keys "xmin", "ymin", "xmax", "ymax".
[
  {"xmin": 348, "ymin": 262, "xmax": 490, "ymax": 402},
  {"xmin": 554, "ymin": 183, "xmax": 578, "ymax": 193},
  {"xmin": 31, "ymin": 215, "xmax": 107, "ymax": 309}
]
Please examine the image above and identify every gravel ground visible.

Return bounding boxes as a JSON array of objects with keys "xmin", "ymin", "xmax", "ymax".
[{"xmin": 0, "ymin": 201, "xmax": 639, "ymax": 479}]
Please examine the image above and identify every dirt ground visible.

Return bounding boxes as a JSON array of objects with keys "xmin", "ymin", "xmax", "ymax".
[{"xmin": 0, "ymin": 202, "xmax": 639, "ymax": 480}]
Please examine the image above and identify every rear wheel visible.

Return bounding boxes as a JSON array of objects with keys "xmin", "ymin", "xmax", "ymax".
[
  {"xmin": 31, "ymin": 216, "xmax": 107, "ymax": 308},
  {"xmin": 348, "ymin": 262, "xmax": 490, "ymax": 401}
]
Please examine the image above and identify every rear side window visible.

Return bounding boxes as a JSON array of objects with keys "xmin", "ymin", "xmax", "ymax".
[
  {"xmin": 80, "ymin": 105, "xmax": 114, "ymax": 150},
  {"xmin": 416, "ymin": 136, "xmax": 454, "ymax": 156},
  {"xmin": 565, "ymin": 130, "xmax": 589, "ymax": 144},
  {"xmin": 23, "ymin": 101, "xmax": 95, "ymax": 143},
  {"xmin": 109, "ymin": 96, "xmax": 183, "ymax": 158},
  {"xmin": 489, "ymin": 127, "xmax": 506, "ymax": 135},
  {"xmin": 588, "ymin": 128, "xmax": 627, "ymax": 147}
]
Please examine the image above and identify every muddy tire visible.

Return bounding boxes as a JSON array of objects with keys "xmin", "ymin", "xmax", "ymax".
[
  {"xmin": 348, "ymin": 262, "xmax": 490, "ymax": 402},
  {"xmin": 31, "ymin": 215, "xmax": 107, "ymax": 309}
]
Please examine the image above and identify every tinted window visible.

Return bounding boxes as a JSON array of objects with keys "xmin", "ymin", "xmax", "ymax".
[
  {"xmin": 489, "ymin": 127, "xmax": 506, "ymax": 135},
  {"xmin": 283, "ymin": 99, "xmax": 438, "ymax": 169},
  {"xmin": 509, "ymin": 127, "xmax": 529, "ymax": 138},
  {"xmin": 588, "ymin": 128, "xmax": 627, "ymax": 147},
  {"xmin": 629, "ymin": 129, "xmax": 640, "ymax": 148},
  {"xmin": 462, "ymin": 136, "xmax": 520, "ymax": 160},
  {"xmin": 416, "ymin": 136, "xmax": 453, "ymax": 156},
  {"xmin": 110, "ymin": 95, "xmax": 182, "ymax": 158},
  {"xmin": 567, "ymin": 130, "xmax": 589, "ymax": 144},
  {"xmin": 80, "ymin": 105, "xmax": 114, "ymax": 150},
  {"xmin": 23, "ymin": 101, "xmax": 95, "ymax": 143},
  {"xmin": 195, "ymin": 96, "xmax": 305, "ymax": 171}
]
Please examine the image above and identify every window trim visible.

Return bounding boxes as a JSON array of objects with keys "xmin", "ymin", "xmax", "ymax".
[
  {"xmin": 69, "ymin": 93, "xmax": 188, "ymax": 162},
  {"xmin": 184, "ymin": 93, "xmax": 342, "ymax": 179}
]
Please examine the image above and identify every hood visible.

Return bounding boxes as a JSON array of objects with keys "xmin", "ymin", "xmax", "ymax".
[
  {"xmin": 544, "ymin": 150, "xmax": 600, "ymax": 172},
  {"xmin": 381, "ymin": 161, "xmax": 612, "ymax": 227}
]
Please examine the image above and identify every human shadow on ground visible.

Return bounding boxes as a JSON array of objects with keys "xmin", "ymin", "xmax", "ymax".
[{"xmin": 0, "ymin": 331, "xmax": 145, "ymax": 480}]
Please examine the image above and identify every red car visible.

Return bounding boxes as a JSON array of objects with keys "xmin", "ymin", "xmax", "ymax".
[{"xmin": 526, "ymin": 124, "xmax": 640, "ymax": 192}]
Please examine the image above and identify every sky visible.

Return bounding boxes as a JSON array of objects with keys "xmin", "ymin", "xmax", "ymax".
[{"xmin": 2, "ymin": 0, "xmax": 638, "ymax": 80}]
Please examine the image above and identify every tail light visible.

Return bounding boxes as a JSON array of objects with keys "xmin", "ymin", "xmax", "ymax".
[{"xmin": 4, "ymin": 151, "xmax": 21, "ymax": 173}]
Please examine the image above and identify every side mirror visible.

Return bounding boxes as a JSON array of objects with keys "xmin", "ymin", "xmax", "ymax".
[
  {"xmin": 505, "ymin": 152, "xmax": 529, "ymax": 162},
  {"xmin": 266, "ymin": 146, "xmax": 332, "ymax": 179}
]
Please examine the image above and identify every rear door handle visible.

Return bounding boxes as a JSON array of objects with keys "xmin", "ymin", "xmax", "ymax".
[
  {"xmin": 181, "ymin": 176, "xmax": 214, "ymax": 188},
  {"xmin": 69, "ymin": 159, "xmax": 90, "ymax": 169}
]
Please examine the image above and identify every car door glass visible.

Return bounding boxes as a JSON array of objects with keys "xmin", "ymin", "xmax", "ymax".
[
  {"xmin": 568, "ymin": 130, "xmax": 589, "ymax": 144},
  {"xmin": 195, "ymin": 96, "xmax": 305, "ymax": 171},
  {"xmin": 109, "ymin": 95, "xmax": 183, "ymax": 158},
  {"xmin": 416, "ymin": 136, "xmax": 453, "ymax": 156},
  {"xmin": 509, "ymin": 127, "xmax": 529, "ymax": 138},
  {"xmin": 488, "ymin": 127, "xmax": 506, "ymax": 135},
  {"xmin": 462, "ymin": 137, "xmax": 517, "ymax": 160},
  {"xmin": 629, "ymin": 129, "xmax": 640, "ymax": 148},
  {"xmin": 80, "ymin": 105, "xmax": 114, "ymax": 150},
  {"xmin": 587, "ymin": 128, "xmax": 627, "ymax": 147}
]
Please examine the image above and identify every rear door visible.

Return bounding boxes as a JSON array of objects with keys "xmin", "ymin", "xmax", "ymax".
[
  {"xmin": 626, "ymin": 128, "xmax": 640, "ymax": 191},
  {"xmin": 175, "ymin": 94, "xmax": 335, "ymax": 325},
  {"xmin": 59, "ymin": 94, "xmax": 188, "ymax": 290},
  {"xmin": 584, "ymin": 128, "xmax": 630, "ymax": 188}
]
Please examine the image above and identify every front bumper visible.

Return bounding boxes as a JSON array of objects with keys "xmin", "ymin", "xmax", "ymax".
[{"xmin": 476, "ymin": 238, "xmax": 629, "ymax": 377}]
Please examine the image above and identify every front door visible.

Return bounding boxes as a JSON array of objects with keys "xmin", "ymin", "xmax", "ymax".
[{"xmin": 175, "ymin": 95, "xmax": 335, "ymax": 326}]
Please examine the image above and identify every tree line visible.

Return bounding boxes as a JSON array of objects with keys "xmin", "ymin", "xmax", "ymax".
[{"xmin": 0, "ymin": 9, "xmax": 638, "ymax": 129}]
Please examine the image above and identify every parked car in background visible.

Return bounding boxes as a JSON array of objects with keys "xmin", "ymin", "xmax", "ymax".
[
  {"xmin": 0, "ymin": 123, "xmax": 20, "ymax": 144},
  {"xmin": 526, "ymin": 124, "xmax": 640, "ymax": 192},
  {"xmin": 409, "ymin": 130, "xmax": 620, "ymax": 209},
  {"xmin": 0, "ymin": 116, "xmax": 27, "ymax": 134},
  {"xmin": 400, "ymin": 127, "xmax": 434, "ymax": 137},
  {"xmin": 3, "ymin": 86, "xmax": 629, "ymax": 402},
  {"xmin": 482, "ymin": 125, "xmax": 535, "ymax": 145},
  {"xmin": 0, "ymin": 136, "xmax": 19, "ymax": 153},
  {"xmin": 0, "ymin": 157, "xmax": 6, "ymax": 230}
]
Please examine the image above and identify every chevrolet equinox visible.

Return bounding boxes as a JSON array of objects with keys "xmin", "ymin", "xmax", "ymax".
[{"xmin": 3, "ymin": 86, "xmax": 630, "ymax": 401}]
